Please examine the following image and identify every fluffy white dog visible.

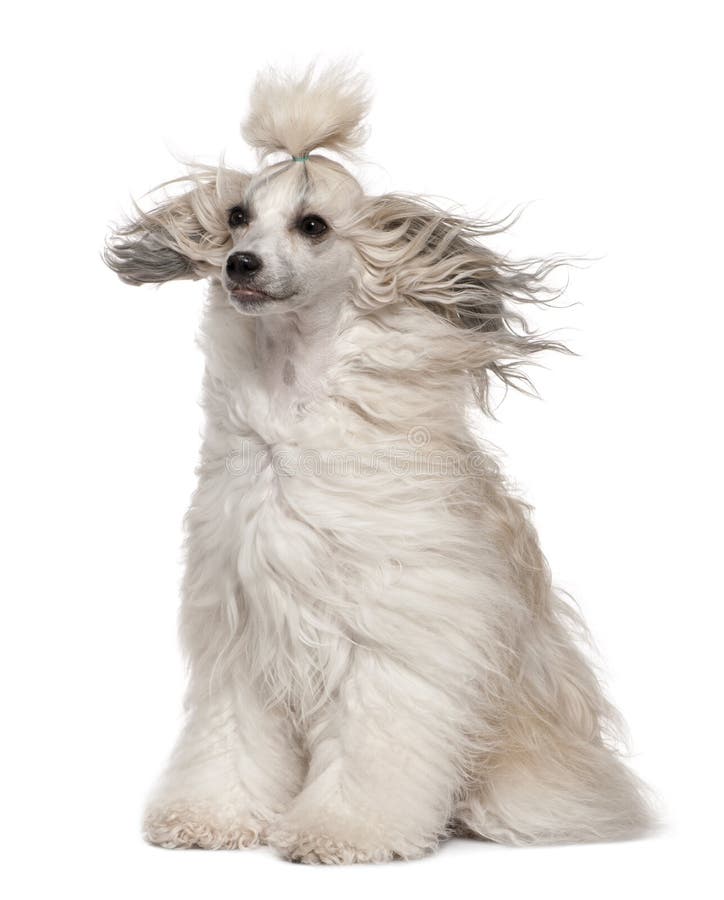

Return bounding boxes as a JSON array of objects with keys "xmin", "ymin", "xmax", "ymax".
[{"xmin": 105, "ymin": 64, "xmax": 651, "ymax": 863}]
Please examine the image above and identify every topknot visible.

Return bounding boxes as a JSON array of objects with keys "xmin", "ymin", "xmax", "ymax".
[{"xmin": 241, "ymin": 62, "xmax": 370, "ymax": 161}]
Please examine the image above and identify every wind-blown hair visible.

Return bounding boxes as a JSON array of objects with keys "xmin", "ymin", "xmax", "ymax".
[
  {"xmin": 104, "ymin": 166, "xmax": 246, "ymax": 285},
  {"xmin": 347, "ymin": 194, "xmax": 570, "ymax": 412}
]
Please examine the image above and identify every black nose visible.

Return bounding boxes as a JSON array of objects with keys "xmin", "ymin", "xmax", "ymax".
[{"xmin": 226, "ymin": 252, "xmax": 263, "ymax": 282}]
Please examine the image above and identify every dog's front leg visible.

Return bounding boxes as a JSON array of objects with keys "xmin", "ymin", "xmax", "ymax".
[
  {"xmin": 143, "ymin": 677, "xmax": 304, "ymax": 850},
  {"xmin": 267, "ymin": 649, "xmax": 466, "ymax": 864}
]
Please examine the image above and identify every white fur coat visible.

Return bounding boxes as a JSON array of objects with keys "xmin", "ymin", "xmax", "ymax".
[{"xmin": 104, "ymin": 63, "xmax": 651, "ymax": 863}]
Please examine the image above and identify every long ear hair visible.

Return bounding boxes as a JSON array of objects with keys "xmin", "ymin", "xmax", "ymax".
[
  {"xmin": 350, "ymin": 194, "xmax": 571, "ymax": 413},
  {"xmin": 104, "ymin": 166, "xmax": 248, "ymax": 285}
]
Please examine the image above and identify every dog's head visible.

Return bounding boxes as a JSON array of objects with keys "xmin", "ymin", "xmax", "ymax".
[
  {"xmin": 105, "ymin": 64, "xmax": 565, "ymax": 407},
  {"xmin": 105, "ymin": 65, "xmax": 368, "ymax": 320}
]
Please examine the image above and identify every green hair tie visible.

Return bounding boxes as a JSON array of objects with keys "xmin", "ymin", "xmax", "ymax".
[{"xmin": 292, "ymin": 154, "xmax": 309, "ymax": 162}]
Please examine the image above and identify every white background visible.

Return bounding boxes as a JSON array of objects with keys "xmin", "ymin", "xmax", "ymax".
[{"xmin": 2, "ymin": 1, "xmax": 722, "ymax": 897}]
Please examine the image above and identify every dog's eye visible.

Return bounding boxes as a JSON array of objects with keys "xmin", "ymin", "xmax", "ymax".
[
  {"xmin": 298, "ymin": 215, "xmax": 328, "ymax": 237},
  {"xmin": 228, "ymin": 206, "xmax": 248, "ymax": 229}
]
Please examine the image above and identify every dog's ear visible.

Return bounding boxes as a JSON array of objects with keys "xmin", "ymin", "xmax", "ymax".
[
  {"xmin": 104, "ymin": 167, "xmax": 248, "ymax": 285},
  {"xmin": 354, "ymin": 193, "xmax": 568, "ymax": 407}
]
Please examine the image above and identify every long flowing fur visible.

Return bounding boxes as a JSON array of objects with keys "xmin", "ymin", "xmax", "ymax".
[
  {"xmin": 105, "ymin": 64, "xmax": 652, "ymax": 863},
  {"xmin": 345, "ymin": 194, "xmax": 571, "ymax": 412}
]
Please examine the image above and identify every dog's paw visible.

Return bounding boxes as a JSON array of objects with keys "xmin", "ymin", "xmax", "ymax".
[
  {"xmin": 267, "ymin": 826, "xmax": 395, "ymax": 864},
  {"xmin": 267, "ymin": 805, "xmax": 433, "ymax": 864},
  {"xmin": 144, "ymin": 803, "xmax": 263, "ymax": 850}
]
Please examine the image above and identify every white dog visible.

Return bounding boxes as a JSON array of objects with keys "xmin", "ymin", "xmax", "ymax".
[{"xmin": 105, "ymin": 64, "xmax": 651, "ymax": 863}]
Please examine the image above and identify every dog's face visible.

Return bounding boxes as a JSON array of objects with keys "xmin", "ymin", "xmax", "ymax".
[
  {"xmin": 105, "ymin": 160, "xmax": 364, "ymax": 320},
  {"xmin": 222, "ymin": 160, "xmax": 363, "ymax": 317}
]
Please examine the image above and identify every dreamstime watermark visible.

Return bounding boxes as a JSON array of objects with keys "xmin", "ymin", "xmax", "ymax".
[{"xmin": 225, "ymin": 426, "xmax": 490, "ymax": 479}]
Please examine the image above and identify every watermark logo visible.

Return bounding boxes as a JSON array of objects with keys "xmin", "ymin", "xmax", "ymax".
[{"xmin": 225, "ymin": 426, "xmax": 488, "ymax": 479}]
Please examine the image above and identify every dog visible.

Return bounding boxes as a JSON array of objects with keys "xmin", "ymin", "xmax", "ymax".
[{"xmin": 104, "ymin": 63, "xmax": 651, "ymax": 863}]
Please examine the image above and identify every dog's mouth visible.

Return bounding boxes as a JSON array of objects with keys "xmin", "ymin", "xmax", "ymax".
[
  {"xmin": 224, "ymin": 277, "xmax": 296, "ymax": 307},
  {"xmin": 228, "ymin": 287, "xmax": 275, "ymax": 304},
  {"xmin": 226, "ymin": 286, "xmax": 295, "ymax": 311}
]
